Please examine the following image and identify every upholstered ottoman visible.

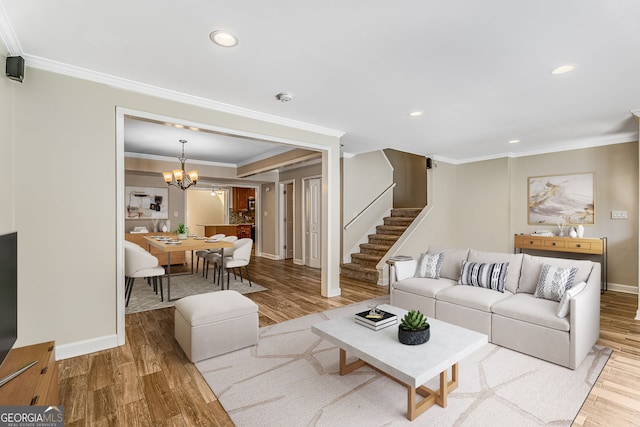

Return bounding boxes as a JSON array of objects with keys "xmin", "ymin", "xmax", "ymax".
[{"xmin": 174, "ymin": 290, "xmax": 259, "ymax": 362}]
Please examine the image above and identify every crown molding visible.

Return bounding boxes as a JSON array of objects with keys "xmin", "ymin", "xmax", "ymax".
[
  {"xmin": 22, "ymin": 54, "xmax": 346, "ymax": 139},
  {"xmin": 437, "ymin": 132, "xmax": 638, "ymax": 165},
  {"xmin": 0, "ymin": 3, "xmax": 21, "ymax": 54},
  {"xmin": 124, "ymin": 152, "xmax": 237, "ymax": 169},
  {"xmin": 236, "ymin": 146, "xmax": 294, "ymax": 167},
  {"xmin": 632, "ymin": 109, "xmax": 640, "ymax": 121}
]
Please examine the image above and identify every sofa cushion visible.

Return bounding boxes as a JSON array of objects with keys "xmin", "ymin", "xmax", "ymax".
[
  {"xmin": 458, "ymin": 261, "xmax": 508, "ymax": 292},
  {"xmin": 491, "ymin": 293, "xmax": 570, "ymax": 332},
  {"xmin": 393, "ymin": 277, "xmax": 456, "ymax": 298},
  {"xmin": 416, "ymin": 252, "xmax": 444, "ymax": 278},
  {"xmin": 534, "ymin": 264, "xmax": 578, "ymax": 302},
  {"xmin": 467, "ymin": 249, "xmax": 523, "ymax": 294},
  {"xmin": 436, "ymin": 285, "xmax": 513, "ymax": 313},
  {"xmin": 427, "ymin": 247, "xmax": 469, "ymax": 281},
  {"xmin": 519, "ymin": 254, "xmax": 594, "ymax": 294},
  {"xmin": 557, "ymin": 281, "xmax": 587, "ymax": 317}
]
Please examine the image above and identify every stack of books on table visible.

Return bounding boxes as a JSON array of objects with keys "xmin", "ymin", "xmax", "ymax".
[{"xmin": 354, "ymin": 309, "xmax": 397, "ymax": 331}]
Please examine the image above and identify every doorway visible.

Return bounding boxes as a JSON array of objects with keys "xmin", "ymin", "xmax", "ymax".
[
  {"xmin": 116, "ymin": 107, "xmax": 341, "ymax": 346},
  {"xmin": 279, "ymin": 181, "xmax": 294, "ymax": 260}
]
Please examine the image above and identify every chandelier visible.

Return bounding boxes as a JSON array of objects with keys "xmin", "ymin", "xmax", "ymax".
[{"xmin": 162, "ymin": 139, "xmax": 198, "ymax": 190}]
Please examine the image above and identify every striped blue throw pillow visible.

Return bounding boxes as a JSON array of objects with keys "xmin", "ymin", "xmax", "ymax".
[{"xmin": 458, "ymin": 261, "xmax": 509, "ymax": 293}]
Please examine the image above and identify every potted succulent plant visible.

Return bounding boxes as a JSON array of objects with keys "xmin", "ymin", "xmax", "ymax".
[
  {"xmin": 398, "ymin": 309, "xmax": 430, "ymax": 345},
  {"xmin": 176, "ymin": 223, "xmax": 189, "ymax": 240}
]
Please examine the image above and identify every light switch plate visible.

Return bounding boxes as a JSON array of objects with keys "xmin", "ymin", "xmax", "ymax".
[{"xmin": 611, "ymin": 210, "xmax": 628, "ymax": 219}]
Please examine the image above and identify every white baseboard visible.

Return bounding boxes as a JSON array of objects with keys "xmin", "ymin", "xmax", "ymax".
[
  {"xmin": 606, "ymin": 282, "xmax": 638, "ymax": 294},
  {"xmin": 293, "ymin": 258, "xmax": 304, "ymax": 265},
  {"xmin": 260, "ymin": 252, "xmax": 280, "ymax": 260},
  {"xmin": 56, "ymin": 334, "xmax": 119, "ymax": 360},
  {"xmin": 326, "ymin": 288, "xmax": 341, "ymax": 297}
]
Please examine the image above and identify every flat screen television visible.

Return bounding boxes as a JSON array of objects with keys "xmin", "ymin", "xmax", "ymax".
[{"xmin": 0, "ymin": 232, "xmax": 17, "ymax": 368}]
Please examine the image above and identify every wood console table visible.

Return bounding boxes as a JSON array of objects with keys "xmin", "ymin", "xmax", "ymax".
[
  {"xmin": 0, "ymin": 341, "xmax": 58, "ymax": 406},
  {"xmin": 514, "ymin": 234, "xmax": 607, "ymax": 291}
]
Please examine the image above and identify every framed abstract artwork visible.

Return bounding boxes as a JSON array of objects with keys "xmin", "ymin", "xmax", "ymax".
[
  {"xmin": 125, "ymin": 186, "xmax": 169, "ymax": 219},
  {"xmin": 528, "ymin": 173, "xmax": 595, "ymax": 225}
]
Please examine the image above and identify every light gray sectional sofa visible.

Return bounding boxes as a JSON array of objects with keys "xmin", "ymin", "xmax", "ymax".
[{"xmin": 390, "ymin": 247, "xmax": 601, "ymax": 369}]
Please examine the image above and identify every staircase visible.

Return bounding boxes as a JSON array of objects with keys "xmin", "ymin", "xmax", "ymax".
[{"xmin": 341, "ymin": 208, "xmax": 422, "ymax": 284}]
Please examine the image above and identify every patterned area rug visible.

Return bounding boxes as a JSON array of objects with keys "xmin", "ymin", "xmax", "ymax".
[
  {"xmin": 196, "ymin": 297, "xmax": 611, "ymax": 426},
  {"xmin": 125, "ymin": 271, "xmax": 267, "ymax": 314}
]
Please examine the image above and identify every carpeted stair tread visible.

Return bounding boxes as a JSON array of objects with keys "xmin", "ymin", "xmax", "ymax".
[
  {"xmin": 390, "ymin": 208, "xmax": 423, "ymax": 217},
  {"xmin": 383, "ymin": 216, "xmax": 414, "ymax": 226},
  {"xmin": 375, "ymin": 225, "xmax": 408, "ymax": 236},
  {"xmin": 359, "ymin": 243, "xmax": 392, "ymax": 256},
  {"xmin": 351, "ymin": 253, "xmax": 381, "ymax": 268},
  {"xmin": 341, "ymin": 263, "xmax": 379, "ymax": 282}
]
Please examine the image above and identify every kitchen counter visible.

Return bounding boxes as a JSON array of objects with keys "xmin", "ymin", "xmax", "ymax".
[{"xmin": 197, "ymin": 224, "xmax": 254, "ymax": 239}]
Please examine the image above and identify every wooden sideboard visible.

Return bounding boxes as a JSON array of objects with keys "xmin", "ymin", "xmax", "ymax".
[
  {"xmin": 0, "ymin": 341, "xmax": 58, "ymax": 406},
  {"xmin": 514, "ymin": 234, "xmax": 607, "ymax": 291},
  {"xmin": 125, "ymin": 232, "xmax": 185, "ymax": 266}
]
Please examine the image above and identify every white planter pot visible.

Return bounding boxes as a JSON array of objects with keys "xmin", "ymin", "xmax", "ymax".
[{"xmin": 177, "ymin": 233, "xmax": 187, "ymax": 240}]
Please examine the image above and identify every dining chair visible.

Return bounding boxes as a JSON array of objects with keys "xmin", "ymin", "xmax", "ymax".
[
  {"xmin": 195, "ymin": 234, "xmax": 225, "ymax": 275},
  {"xmin": 204, "ymin": 235, "xmax": 238, "ymax": 281},
  {"xmin": 124, "ymin": 244, "xmax": 165, "ymax": 307},
  {"xmin": 216, "ymin": 238, "xmax": 253, "ymax": 289}
]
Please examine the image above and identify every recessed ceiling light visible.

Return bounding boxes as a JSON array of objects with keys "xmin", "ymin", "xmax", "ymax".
[
  {"xmin": 551, "ymin": 64, "xmax": 576, "ymax": 75},
  {"xmin": 209, "ymin": 30, "xmax": 239, "ymax": 47},
  {"xmin": 508, "ymin": 139, "xmax": 520, "ymax": 144},
  {"xmin": 408, "ymin": 111, "xmax": 423, "ymax": 117}
]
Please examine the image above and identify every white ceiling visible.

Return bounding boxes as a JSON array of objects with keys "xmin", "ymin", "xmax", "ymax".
[{"xmin": 1, "ymin": 1, "xmax": 639, "ymax": 163}]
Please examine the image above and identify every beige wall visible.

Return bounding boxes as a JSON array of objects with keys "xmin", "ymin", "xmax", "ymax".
[
  {"xmin": 383, "ymin": 149, "xmax": 428, "ymax": 208},
  {"xmin": 342, "ymin": 151, "xmax": 394, "ymax": 261},
  {"xmin": 10, "ymin": 66, "xmax": 340, "ymax": 354},
  {"xmin": 186, "ymin": 188, "xmax": 226, "ymax": 236},
  {"xmin": 0, "ymin": 45, "xmax": 14, "ymax": 232},
  {"xmin": 394, "ymin": 143, "xmax": 639, "ymax": 289},
  {"xmin": 511, "ymin": 143, "xmax": 638, "ymax": 288},
  {"xmin": 260, "ymin": 182, "xmax": 277, "ymax": 257}
]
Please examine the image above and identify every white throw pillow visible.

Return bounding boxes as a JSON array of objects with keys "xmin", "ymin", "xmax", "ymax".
[
  {"xmin": 556, "ymin": 281, "xmax": 587, "ymax": 317},
  {"xmin": 393, "ymin": 259, "xmax": 417, "ymax": 281},
  {"xmin": 534, "ymin": 264, "xmax": 578, "ymax": 302},
  {"xmin": 415, "ymin": 252, "xmax": 444, "ymax": 279}
]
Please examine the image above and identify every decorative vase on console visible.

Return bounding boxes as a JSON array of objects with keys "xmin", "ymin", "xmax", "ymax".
[
  {"xmin": 569, "ymin": 227, "xmax": 578, "ymax": 238},
  {"xmin": 576, "ymin": 224, "xmax": 584, "ymax": 238}
]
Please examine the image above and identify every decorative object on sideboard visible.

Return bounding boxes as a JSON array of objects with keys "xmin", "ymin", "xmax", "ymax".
[
  {"xmin": 577, "ymin": 224, "xmax": 585, "ymax": 238},
  {"xmin": 557, "ymin": 218, "xmax": 566, "ymax": 236},
  {"xmin": 162, "ymin": 139, "xmax": 198, "ymax": 190},
  {"xmin": 569, "ymin": 226, "xmax": 578, "ymax": 238},
  {"xmin": 398, "ymin": 309, "xmax": 430, "ymax": 345}
]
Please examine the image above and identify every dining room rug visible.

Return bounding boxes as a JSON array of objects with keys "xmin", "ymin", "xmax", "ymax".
[
  {"xmin": 125, "ymin": 271, "xmax": 267, "ymax": 314},
  {"xmin": 196, "ymin": 297, "xmax": 611, "ymax": 427}
]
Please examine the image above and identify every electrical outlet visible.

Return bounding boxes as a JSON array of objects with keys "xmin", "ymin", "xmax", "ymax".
[
  {"xmin": 611, "ymin": 210, "xmax": 628, "ymax": 219},
  {"xmin": 174, "ymin": 211, "xmax": 179, "ymax": 218}
]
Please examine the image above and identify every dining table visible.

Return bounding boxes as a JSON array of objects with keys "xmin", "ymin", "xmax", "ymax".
[{"xmin": 142, "ymin": 235, "xmax": 234, "ymax": 301}]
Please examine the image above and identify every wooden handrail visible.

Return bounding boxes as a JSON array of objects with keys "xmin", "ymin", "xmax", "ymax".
[{"xmin": 343, "ymin": 183, "xmax": 396, "ymax": 230}]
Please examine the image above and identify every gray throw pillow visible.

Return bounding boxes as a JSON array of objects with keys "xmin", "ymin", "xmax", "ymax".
[
  {"xmin": 415, "ymin": 252, "xmax": 444, "ymax": 279},
  {"xmin": 534, "ymin": 264, "xmax": 578, "ymax": 302}
]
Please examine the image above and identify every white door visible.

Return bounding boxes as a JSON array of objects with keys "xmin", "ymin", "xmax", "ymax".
[
  {"xmin": 304, "ymin": 178, "xmax": 321, "ymax": 268},
  {"xmin": 285, "ymin": 183, "xmax": 294, "ymax": 259}
]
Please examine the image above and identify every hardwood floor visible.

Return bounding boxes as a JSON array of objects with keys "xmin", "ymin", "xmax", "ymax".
[{"xmin": 57, "ymin": 257, "xmax": 640, "ymax": 426}]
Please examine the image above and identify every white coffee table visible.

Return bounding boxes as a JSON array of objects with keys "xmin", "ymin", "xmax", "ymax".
[{"xmin": 311, "ymin": 304, "xmax": 488, "ymax": 421}]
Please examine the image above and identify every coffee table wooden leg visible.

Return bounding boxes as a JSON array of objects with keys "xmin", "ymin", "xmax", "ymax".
[
  {"xmin": 339, "ymin": 348, "xmax": 366, "ymax": 375},
  {"xmin": 407, "ymin": 363, "xmax": 459, "ymax": 421}
]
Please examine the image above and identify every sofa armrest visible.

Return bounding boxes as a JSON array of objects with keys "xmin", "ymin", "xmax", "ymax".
[
  {"xmin": 569, "ymin": 262, "xmax": 601, "ymax": 369},
  {"xmin": 390, "ymin": 259, "xmax": 417, "ymax": 284}
]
